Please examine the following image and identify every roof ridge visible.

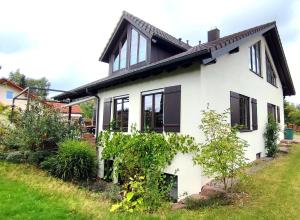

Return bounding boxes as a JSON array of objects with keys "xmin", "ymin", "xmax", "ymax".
[
  {"xmin": 122, "ymin": 11, "xmax": 191, "ymax": 49},
  {"xmin": 202, "ymin": 21, "xmax": 276, "ymax": 47}
]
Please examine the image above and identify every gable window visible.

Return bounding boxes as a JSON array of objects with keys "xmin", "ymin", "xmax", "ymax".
[
  {"xmin": 142, "ymin": 92, "xmax": 163, "ymax": 132},
  {"xmin": 249, "ymin": 41, "xmax": 261, "ymax": 76},
  {"xmin": 266, "ymin": 53, "xmax": 277, "ymax": 86},
  {"xmin": 130, "ymin": 29, "xmax": 147, "ymax": 66},
  {"xmin": 230, "ymin": 92, "xmax": 250, "ymax": 130},
  {"xmin": 113, "ymin": 97, "xmax": 129, "ymax": 131},
  {"xmin": 113, "ymin": 37, "xmax": 128, "ymax": 72},
  {"xmin": 6, "ymin": 91, "xmax": 13, "ymax": 100}
]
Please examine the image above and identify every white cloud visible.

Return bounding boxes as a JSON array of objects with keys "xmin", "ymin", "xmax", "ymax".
[{"xmin": 0, "ymin": 0, "xmax": 299, "ymax": 103}]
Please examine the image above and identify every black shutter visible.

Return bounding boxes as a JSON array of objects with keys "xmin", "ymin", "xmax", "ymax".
[
  {"xmin": 251, "ymin": 98, "xmax": 258, "ymax": 130},
  {"xmin": 102, "ymin": 98, "xmax": 112, "ymax": 130},
  {"xmin": 230, "ymin": 91, "xmax": 240, "ymax": 127},
  {"xmin": 277, "ymin": 106, "xmax": 280, "ymax": 123},
  {"xmin": 164, "ymin": 85, "xmax": 181, "ymax": 132}
]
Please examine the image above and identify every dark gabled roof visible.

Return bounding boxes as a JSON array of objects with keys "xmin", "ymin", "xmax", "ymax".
[
  {"xmin": 99, "ymin": 11, "xmax": 191, "ymax": 62},
  {"xmin": 54, "ymin": 21, "xmax": 295, "ymax": 100}
]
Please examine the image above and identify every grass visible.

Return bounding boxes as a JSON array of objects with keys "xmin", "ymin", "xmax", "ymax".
[{"xmin": 1, "ymin": 143, "xmax": 300, "ymax": 219}]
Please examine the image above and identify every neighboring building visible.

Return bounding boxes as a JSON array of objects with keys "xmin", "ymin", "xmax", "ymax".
[
  {"xmin": 47, "ymin": 102, "xmax": 83, "ymax": 120},
  {"xmin": 0, "ymin": 78, "xmax": 28, "ymax": 110},
  {"xmin": 54, "ymin": 11, "xmax": 295, "ymax": 199}
]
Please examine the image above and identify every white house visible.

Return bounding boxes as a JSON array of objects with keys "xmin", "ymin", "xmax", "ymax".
[{"xmin": 54, "ymin": 11, "xmax": 295, "ymax": 199}]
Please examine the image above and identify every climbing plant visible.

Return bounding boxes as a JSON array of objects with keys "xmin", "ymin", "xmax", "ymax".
[{"xmin": 98, "ymin": 126, "xmax": 197, "ymax": 212}]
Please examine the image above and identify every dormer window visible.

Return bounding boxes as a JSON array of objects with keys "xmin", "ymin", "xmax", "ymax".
[
  {"xmin": 113, "ymin": 37, "xmax": 128, "ymax": 72},
  {"xmin": 130, "ymin": 29, "xmax": 147, "ymax": 66}
]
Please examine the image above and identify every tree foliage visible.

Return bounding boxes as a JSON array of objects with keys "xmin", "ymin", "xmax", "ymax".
[
  {"xmin": 80, "ymin": 101, "xmax": 94, "ymax": 119},
  {"xmin": 9, "ymin": 69, "xmax": 51, "ymax": 98},
  {"xmin": 193, "ymin": 109, "xmax": 248, "ymax": 191},
  {"xmin": 284, "ymin": 100, "xmax": 300, "ymax": 125}
]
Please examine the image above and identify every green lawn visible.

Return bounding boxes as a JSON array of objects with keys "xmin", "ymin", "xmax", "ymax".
[{"xmin": 1, "ymin": 144, "xmax": 300, "ymax": 219}]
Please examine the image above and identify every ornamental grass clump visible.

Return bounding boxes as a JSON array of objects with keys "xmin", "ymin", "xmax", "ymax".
[{"xmin": 41, "ymin": 139, "xmax": 97, "ymax": 181}]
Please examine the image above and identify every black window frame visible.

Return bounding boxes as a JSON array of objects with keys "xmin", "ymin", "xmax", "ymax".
[
  {"xmin": 141, "ymin": 92, "xmax": 164, "ymax": 132},
  {"xmin": 249, "ymin": 41, "xmax": 261, "ymax": 76},
  {"xmin": 230, "ymin": 91, "xmax": 251, "ymax": 131},
  {"xmin": 113, "ymin": 96, "xmax": 129, "ymax": 132},
  {"xmin": 267, "ymin": 103, "xmax": 276, "ymax": 122},
  {"xmin": 266, "ymin": 52, "xmax": 277, "ymax": 87},
  {"xmin": 129, "ymin": 27, "xmax": 148, "ymax": 68},
  {"xmin": 239, "ymin": 95, "xmax": 251, "ymax": 131},
  {"xmin": 112, "ymin": 30, "xmax": 128, "ymax": 73}
]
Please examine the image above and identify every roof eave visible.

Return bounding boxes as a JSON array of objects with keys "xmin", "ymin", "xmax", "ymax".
[{"xmin": 54, "ymin": 49, "xmax": 211, "ymax": 100}]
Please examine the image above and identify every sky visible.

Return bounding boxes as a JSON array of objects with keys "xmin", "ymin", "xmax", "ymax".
[{"xmin": 0, "ymin": 0, "xmax": 299, "ymax": 103}]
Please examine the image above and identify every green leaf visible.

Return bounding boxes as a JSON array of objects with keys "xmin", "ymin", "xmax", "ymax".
[{"xmin": 126, "ymin": 192, "xmax": 134, "ymax": 201}]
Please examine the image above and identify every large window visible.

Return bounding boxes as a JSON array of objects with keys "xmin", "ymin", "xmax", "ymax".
[
  {"xmin": 130, "ymin": 29, "xmax": 147, "ymax": 66},
  {"xmin": 266, "ymin": 53, "xmax": 277, "ymax": 86},
  {"xmin": 113, "ymin": 97, "xmax": 129, "ymax": 131},
  {"xmin": 230, "ymin": 92, "xmax": 250, "ymax": 130},
  {"xmin": 239, "ymin": 95, "xmax": 250, "ymax": 130},
  {"xmin": 249, "ymin": 41, "xmax": 261, "ymax": 76},
  {"xmin": 142, "ymin": 92, "xmax": 163, "ymax": 132},
  {"xmin": 267, "ymin": 103, "xmax": 276, "ymax": 121},
  {"xmin": 6, "ymin": 91, "xmax": 13, "ymax": 100},
  {"xmin": 113, "ymin": 37, "xmax": 128, "ymax": 72}
]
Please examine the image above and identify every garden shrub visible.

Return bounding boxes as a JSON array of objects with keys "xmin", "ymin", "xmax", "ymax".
[
  {"xmin": 1, "ymin": 101, "xmax": 81, "ymax": 151},
  {"xmin": 41, "ymin": 139, "xmax": 96, "ymax": 181},
  {"xmin": 99, "ymin": 127, "xmax": 197, "ymax": 212},
  {"xmin": 27, "ymin": 150, "xmax": 54, "ymax": 165},
  {"xmin": 264, "ymin": 116, "xmax": 280, "ymax": 157},
  {"xmin": 0, "ymin": 151, "xmax": 8, "ymax": 160},
  {"xmin": 193, "ymin": 109, "xmax": 248, "ymax": 191},
  {"xmin": 5, "ymin": 151, "xmax": 26, "ymax": 163}
]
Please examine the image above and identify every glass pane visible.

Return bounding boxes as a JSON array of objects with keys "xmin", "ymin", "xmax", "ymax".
[
  {"xmin": 130, "ymin": 29, "xmax": 138, "ymax": 66},
  {"xmin": 120, "ymin": 39, "xmax": 127, "ymax": 69},
  {"xmin": 154, "ymin": 94, "xmax": 163, "ymax": 129},
  {"xmin": 256, "ymin": 43, "xmax": 260, "ymax": 74},
  {"xmin": 251, "ymin": 46, "xmax": 256, "ymax": 72},
  {"xmin": 116, "ymin": 101, "xmax": 122, "ymax": 129},
  {"xmin": 122, "ymin": 98, "xmax": 129, "ymax": 130},
  {"xmin": 138, "ymin": 35, "xmax": 147, "ymax": 62},
  {"xmin": 143, "ymin": 95, "xmax": 152, "ymax": 129},
  {"xmin": 113, "ymin": 53, "xmax": 119, "ymax": 72}
]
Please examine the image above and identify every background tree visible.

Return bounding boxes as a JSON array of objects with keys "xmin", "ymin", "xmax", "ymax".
[
  {"xmin": 284, "ymin": 100, "xmax": 300, "ymax": 125},
  {"xmin": 8, "ymin": 70, "xmax": 51, "ymax": 98},
  {"xmin": 193, "ymin": 109, "xmax": 248, "ymax": 191},
  {"xmin": 80, "ymin": 101, "xmax": 94, "ymax": 120}
]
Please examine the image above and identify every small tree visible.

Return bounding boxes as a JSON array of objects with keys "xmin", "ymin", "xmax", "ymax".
[
  {"xmin": 264, "ymin": 116, "xmax": 280, "ymax": 157},
  {"xmin": 193, "ymin": 109, "xmax": 248, "ymax": 191}
]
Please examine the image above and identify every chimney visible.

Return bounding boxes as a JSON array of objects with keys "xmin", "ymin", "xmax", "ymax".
[{"xmin": 207, "ymin": 28, "xmax": 220, "ymax": 42}]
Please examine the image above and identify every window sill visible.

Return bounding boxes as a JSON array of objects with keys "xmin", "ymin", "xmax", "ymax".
[{"xmin": 239, "ymin": 129, "xmax": 253, "ymax": 133}]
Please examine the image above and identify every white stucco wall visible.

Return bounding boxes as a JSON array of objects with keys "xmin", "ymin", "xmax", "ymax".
[
  {"xmin": 96, "ymin": 34, "xmax": 285, "ymax": 199},
  {"xmin": 200, "ymin": 35, "xmax": 284, "ymax": 161}
]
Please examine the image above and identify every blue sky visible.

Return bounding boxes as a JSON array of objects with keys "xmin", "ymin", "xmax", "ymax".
[{"xmin": 0, "ymin": 0, "xmax": 299, "ymax": 103}]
